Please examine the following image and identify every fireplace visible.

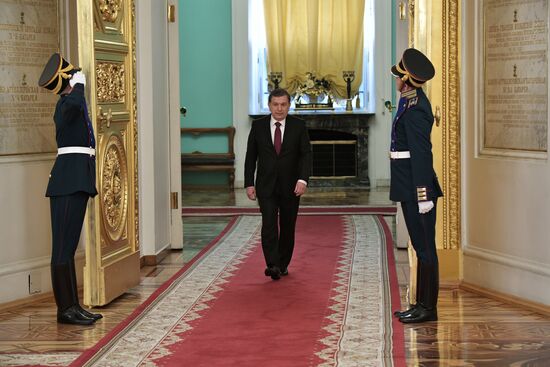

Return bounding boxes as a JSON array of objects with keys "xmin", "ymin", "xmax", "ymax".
[
  {"xmin": 309, "ymin": 129, "xmax": 357, "ymax": 178},
  {"xmin": 298, "ymin": 112, "xmax": 372, "ymax": 187}
]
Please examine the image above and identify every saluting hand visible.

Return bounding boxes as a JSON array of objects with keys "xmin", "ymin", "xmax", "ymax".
[{"xmin": 69, "ymin": 71, "xmax": 86, "ymax": 87}]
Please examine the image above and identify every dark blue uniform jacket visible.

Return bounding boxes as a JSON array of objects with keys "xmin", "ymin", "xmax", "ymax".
[
  {"xmin": 46, "ymin": 84, "xmax": 98, "ymax": 197},
  {"xmin": 390, "ymin": 88, "xmax": 443, "ymax": 202}
]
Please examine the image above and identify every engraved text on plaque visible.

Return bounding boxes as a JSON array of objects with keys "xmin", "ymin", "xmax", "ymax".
[
  {"xmin": 484, "ymin": 0, "xmax": 548, "ymax": 153},
  {"xmin": 0, "ymin": 0, "xmax": 59, "ymax": 155}
]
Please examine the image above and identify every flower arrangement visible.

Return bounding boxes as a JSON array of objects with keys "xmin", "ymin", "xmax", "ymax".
[{"xmin": 294, "ymin": 72, "xmax": 334, "ymax": 105}]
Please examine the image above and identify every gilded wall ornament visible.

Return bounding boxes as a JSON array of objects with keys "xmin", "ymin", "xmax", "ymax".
[
  {"xmin": 96, "ymin": 62, "xmax": 126, "ymax": 103},
  {"xmin": 99, "ymin": 0, "xmax": 121, "ymax": 23},
  {"xmin": 101, "ymin": 135, "xmax": 128, "ymax": 241},
  {"xmin": 132, "ymin": 1, "xmax": 139, "ymax": 246},
  {"xmin": 442, "ymin": 0, "xmax": 461, "ymax": 250}
]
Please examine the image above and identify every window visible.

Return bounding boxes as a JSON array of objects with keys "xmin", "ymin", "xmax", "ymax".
[{"xmin": 248, "ymin": 0, "xmax": 375, "ymax": 114}]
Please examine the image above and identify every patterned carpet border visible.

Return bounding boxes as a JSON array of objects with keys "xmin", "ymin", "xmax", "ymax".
[
  {"xmin": 377, "ymin": 215, "xmax": 406, "ymax": 367},
  {"xmin": 70, "ymin": 214, "xmax": 405, "ymax": 367},
  {"xmin": 70, "ymin": 216, "xmax": 243, "ymax": 367},
  {"xmin": 182, "ymin": 205, "xmax": 397, "ymax": 216}
]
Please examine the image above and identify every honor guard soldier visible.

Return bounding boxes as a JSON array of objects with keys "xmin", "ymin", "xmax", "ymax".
[
  {"xmin": 38, "ymin": 53, "xmax": 102, "ymax": 325},
  {"xmin": 389, "ymin": 48, "xmax": 443, "ymax": 323}
]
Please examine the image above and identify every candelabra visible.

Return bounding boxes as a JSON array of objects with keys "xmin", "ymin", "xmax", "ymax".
[
  {"xmin": 268, "ymin": 71, "xmax": 282, "ymax": 90},
  {"xmin": 342, "ymin": 71, "xmax": 355, "ymax": 111}
]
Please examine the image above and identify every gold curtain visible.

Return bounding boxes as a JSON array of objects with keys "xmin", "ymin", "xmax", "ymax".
[{"xmin": 263, "ymin": 0, "xmax": 365, "ymax": 100}]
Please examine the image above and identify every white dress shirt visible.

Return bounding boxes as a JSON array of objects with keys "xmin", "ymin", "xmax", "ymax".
[
  {"xmin": 270, "ymin": 117, "xmax": 307, "ymax": 186},
  {"xmin": 270, "ymin": 117, "xmax": 286, "ymax": 144}
]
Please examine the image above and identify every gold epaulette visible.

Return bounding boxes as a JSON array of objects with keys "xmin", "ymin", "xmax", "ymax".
[
  {"xmin": 401, "ymin": 89, "xmax": 417, "ymax": 100},
  {"xmin": 416, "ymin": 186, "xmax": 428, "ymax": 201},
  {"xmin": 401, "ymin": 89, "xmax": 418, "ymax": 108}
]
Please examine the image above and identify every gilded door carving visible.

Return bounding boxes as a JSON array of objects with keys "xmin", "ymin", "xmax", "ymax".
[{"xmin": 80, "ymin": 0, "xmax": 140, "ymax": 306}]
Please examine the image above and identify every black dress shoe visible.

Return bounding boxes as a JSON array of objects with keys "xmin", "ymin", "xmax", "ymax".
[
  {"xmin": 399, "ymin": 305, "xmax": 437, "ymax": 323},
  {"xmin": 57, "ymin": 305, "xmax": 95, "ymax": 325},
  {"xmin": 280, "ymin": 268, "xmax": 288, "ymax": 276},
  {"xmin": 264, "ymin": 266, "xmax": 281, "ymax": 280},
  {"xmin": 76, "ymin": 305, "xmax": 103, "ymax": 320},
  {"xmin": 393, "ymin": 305, "xmax": 417, "ymax": 318}
]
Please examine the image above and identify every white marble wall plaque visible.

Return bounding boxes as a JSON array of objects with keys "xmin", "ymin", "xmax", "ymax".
[
  {"xmin": 0, "ymin": 0, "xmax": 59, "ymax": 156},
  {"xmin": 484, "ymin": 0, "xmax": 548, "ymax": 153}
]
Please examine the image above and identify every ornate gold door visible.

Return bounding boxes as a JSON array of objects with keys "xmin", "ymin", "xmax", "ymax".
[
  {"xmin": 79, "ymin": 0, "xmax": 140, "ymax": 306},
  {"xmin": 409, "ymin": 0, "xmax": 461, "ymax": 281}
]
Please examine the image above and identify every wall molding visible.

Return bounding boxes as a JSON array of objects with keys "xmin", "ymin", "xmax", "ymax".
[
  {"xmin": 464, "ymin": 245, "xmax": 550, "ymax": 278},
  {"xmin": 461, "ymin": 281, "xmax": 550, "ymax": 317},
  {"xmin": 141, "ymin": 245, "xmax": 171, "ymax": 267},
  {"xmin": 0, "ymin": 251, "xmax": 85, "ymax": 305},
  {"xmin": 0, "ymin": 291, "xmax": 54, "ymax": 313},
  {"xmin": 0, "ymin": 153, "xmax": 55, "ymax": 164},
  {"xmin": 0, "ymin": 251, "xmax": 85, "ymax": 277},
  {"xmin": 463, "ymin": 244, "xmax": 550, "ymax": 305}
]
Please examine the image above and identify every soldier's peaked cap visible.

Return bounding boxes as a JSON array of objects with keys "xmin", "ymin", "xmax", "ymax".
[
  {"xmin": 391, "ymin": 48, "xmax": 435, "ymax": 88},
  {"xmin": 38, "ymin": 53, "xmax": 81, "ymax": 94}
]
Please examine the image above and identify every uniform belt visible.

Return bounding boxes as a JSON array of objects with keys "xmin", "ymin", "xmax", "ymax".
[
  {"xmin": 389, "ymin": 151, "xmax": 411, "ymax": 159},
  {"xmin": 57, "ymin": 147, "xmax": 96, "ymax": 156}
]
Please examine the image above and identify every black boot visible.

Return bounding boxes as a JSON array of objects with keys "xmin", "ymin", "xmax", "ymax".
[
  {"xmin": 75, "ymin": 305, "xmax": 103, "ymax": 320},
  {"xmin": 394, "ymin": 262, "xmax": 420, "ymax": 318},
  {"xmin": 57, "ymin": 305, "xmax": 95, "ymax": 325},
  {"xmin": 51, "ymin": 264, "xmax": 95, "ymax": 325},
  {"xmin": 394, "ymin": 305, "xmax": 418, "ymax": 318},
  {"xmin": 399, "ymin": 263, "xmax": 438, "ymax": 323},
  {"xmin": 399, "ymin": 304, "xmax": 437, "ymax": 323},
  {"xmin": 68, "ymin": 260, "xmax": 103, "ymax": 320}
]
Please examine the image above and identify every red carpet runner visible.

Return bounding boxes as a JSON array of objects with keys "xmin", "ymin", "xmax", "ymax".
[
  {"xmin": 182, "ymin": 205, "xmax": 397, "ymax": 216},
  {"xmin": 73, "ymin": 215, "xmax": 405, "ymax": 367}
]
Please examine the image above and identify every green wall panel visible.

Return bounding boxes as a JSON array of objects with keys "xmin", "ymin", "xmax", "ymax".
[
  {"xmin": 179, "ymin": 0, "xmax": 233, "ymax": 130},
  {"xmin": 179, "ymin": 0, "xmax": 234, "ymax": 184}
]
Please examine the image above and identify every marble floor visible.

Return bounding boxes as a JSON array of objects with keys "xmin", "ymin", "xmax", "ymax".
[{"xmin": 0, "ymin": 188, "xmax": 549, "ymax": 366}]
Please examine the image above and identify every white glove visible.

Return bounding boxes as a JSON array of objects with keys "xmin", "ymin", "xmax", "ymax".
[
  {"xmin": 69, "ymin": 71, "xmax": 86, "ymax": 87},
  {"xmin": 418, "ymin": 201, "xmax": 434, "ymax": 214}
]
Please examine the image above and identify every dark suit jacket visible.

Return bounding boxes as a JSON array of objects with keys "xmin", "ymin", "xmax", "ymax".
[
  {"xmin": 46, "ymin": 84, "xmax": 98, "ymax": 198},
  {"xmin": 390, "ymin": 88, "xmax": 443, "ymax": 202},
  {"xmin": 244, "ymin": 115, "xmax": 312, "ymax": 198}
]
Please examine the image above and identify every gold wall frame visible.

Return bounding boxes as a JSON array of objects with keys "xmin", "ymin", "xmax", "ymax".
[
  {"xmin": 441, "ymin": 0, "xmax": 461, "ymax": 251},
  {"xmin": 409, "ymin": 0, "xmax": 461, "ymax": 252},
  {"xmin": 478, "ymin": 0, "xmax": 548, "ymax": 159}
]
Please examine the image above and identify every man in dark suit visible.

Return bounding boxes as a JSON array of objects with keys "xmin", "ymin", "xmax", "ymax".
[
  {"xmin": 245, "ymin": 88, "xmax": 312, "ymax": 280},
  {"xmin": 39, "ymin": 53, "xmax": 102, "ymax": 325},
  {"xmin": 389, "ymin": 49, "xmax": 443, "ymax": 323}
]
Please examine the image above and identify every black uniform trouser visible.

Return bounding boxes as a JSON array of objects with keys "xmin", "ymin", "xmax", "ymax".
[
  {"xmin": 49, "ymin": 192, "xmax": 89, "ymax": 311},
  {"xmin": 401, "ymin": 199, "xmax": 439, "ymax": 310},
  {"xmin": 258, "ymin": 191, "xmax": 300, "ymax": 270}
]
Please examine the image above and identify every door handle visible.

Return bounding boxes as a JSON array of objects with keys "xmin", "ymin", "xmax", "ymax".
[
  {"xmin": 180, "ymin": 106, "xmax": 187, "ymax": 117},
  {"xmin": 97, "ymin": 106, "xmax": 113, "ymax": 128},
  {"xmin": 434, "ymin": 106, "xmax": 441, "ymax": 127},
  {"xmin": 384, "ymin": 100, "xmax": 395, "ymax": 113}
]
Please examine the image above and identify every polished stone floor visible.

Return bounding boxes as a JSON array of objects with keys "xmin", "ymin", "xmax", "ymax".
[
  {"xmin": 182, "ymin": 186, "xmax": 393, "ymax": 207},
  {"xmin": 0, "ymin": 188, "xmax": 549, "ymax": 366}
]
